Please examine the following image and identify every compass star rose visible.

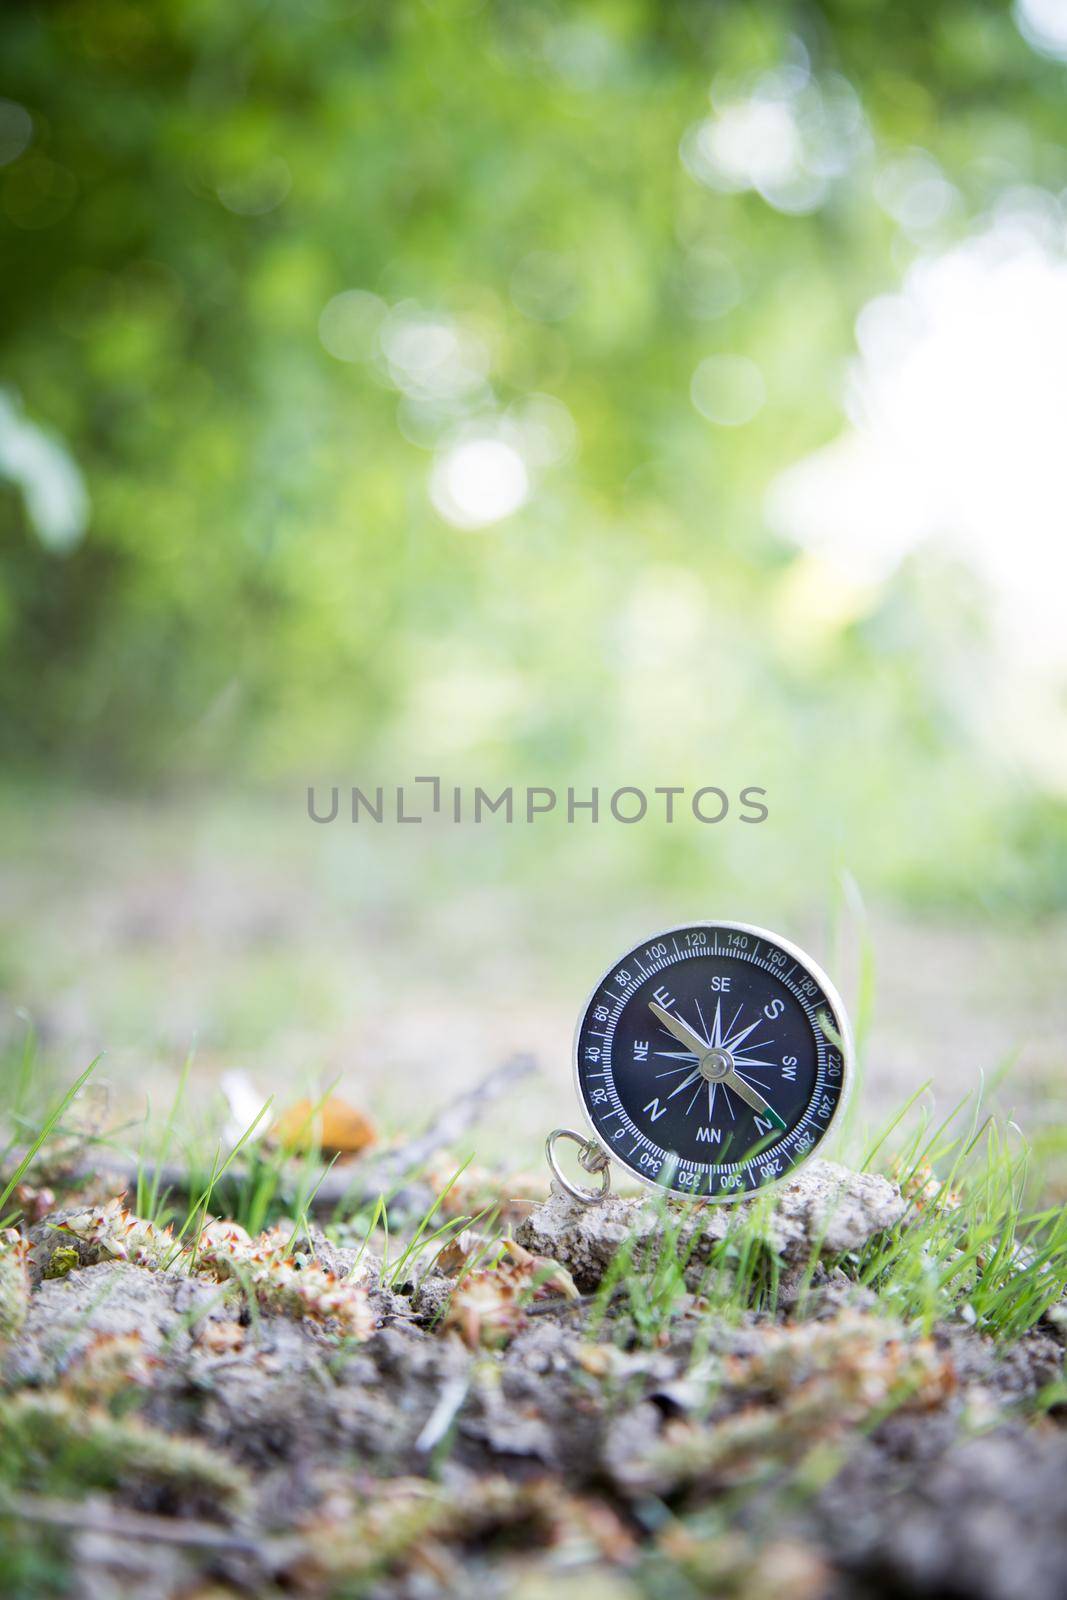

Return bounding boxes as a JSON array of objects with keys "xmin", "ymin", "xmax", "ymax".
[{"xmin": 650, "ymin": 998, "xmax": 786, "ymax": 1130}]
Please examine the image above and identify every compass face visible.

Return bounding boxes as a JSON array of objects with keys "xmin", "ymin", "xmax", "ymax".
[{"xmin": 574, "ymin": 922, "xmax": 850, "ymax": 1200}]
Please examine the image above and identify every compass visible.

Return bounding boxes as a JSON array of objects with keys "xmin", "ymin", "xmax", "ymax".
[{"xmin": 548, "ymin": 921, "xmax": 852, "ymax": 1203}]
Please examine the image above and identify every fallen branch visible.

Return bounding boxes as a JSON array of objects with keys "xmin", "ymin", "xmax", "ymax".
[
  {"xmin": 2, "ymin": 1492, "xmax": 269, "ymax": 1554},
  {"xmin": 320, "ymin": 1051, "xmax": 536, "ymax": 1204},
  {"xmin": 7, "ymin": 1054, "xmax": 538, "ymax": 1217}
]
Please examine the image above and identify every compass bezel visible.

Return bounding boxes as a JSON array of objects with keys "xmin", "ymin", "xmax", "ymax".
[{"xmin": 571, "ymin": 919, "xmax": 854, "ymax": 1204}]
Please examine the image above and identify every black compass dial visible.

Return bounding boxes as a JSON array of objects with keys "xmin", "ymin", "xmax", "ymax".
[{"xmin": 574, "ymin": 923, "xmax": 850, "ymax": 1199}]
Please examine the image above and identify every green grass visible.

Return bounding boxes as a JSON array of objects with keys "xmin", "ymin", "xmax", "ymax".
[
  {"xmin": 3, "ymin": 1013, "xmax": 1067, "ymax": 1353},
  {"xmin": 851, "ymin": 1097, "xmax": 1067, "ymax": 1341},
  {"xmin": 586, "ymin": 1181, "xmax": 788, "ymax": 1349},
  {"xmin": 164, "ymin": 1100, "xmax": 275, "ymax": 1271},
  {"xmin": 576, "ymin": 1079, "xmax": 1067, "ymax": 1353},
  {"xmin": 0, "ymin": 1050, "xmax": 100, "ymax": 1229},
  {"xmin": 135, "ymin": 1048, "xmax": 192, "ymax": 1223}
]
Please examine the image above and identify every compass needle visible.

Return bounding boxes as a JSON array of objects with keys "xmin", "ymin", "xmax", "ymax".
[{"xmin": 648, "ymin": 1000, "xmax": 709, "ymax": 1054}]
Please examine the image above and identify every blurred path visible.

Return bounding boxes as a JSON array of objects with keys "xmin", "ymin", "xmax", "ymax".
[{"xmin": 1, "ymin": 795, "xmax": 1063, "ymax": 1169}]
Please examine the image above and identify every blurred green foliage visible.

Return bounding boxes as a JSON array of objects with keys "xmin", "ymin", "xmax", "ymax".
[{"xmin": 2, "ymin": 0, "xmax": 1066, "ymax": 906}]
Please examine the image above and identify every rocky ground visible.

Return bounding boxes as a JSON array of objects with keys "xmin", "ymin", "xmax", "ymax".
[{"xmin": 2, "ymin": 1157, "xmax": 1066, "ymax": 1600}]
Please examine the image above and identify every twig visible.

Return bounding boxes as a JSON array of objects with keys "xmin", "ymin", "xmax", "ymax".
[
  {"xmin": 2, "ymin": 1492, "xmax": 270, "ymax": 1555},
  {"xmin": 319, "ymin": 1053, "xmax": 536, "ymax": 1205},
  {"xmin": 525, "ymin": 1291, "xmax": 603, "ymax": 1317}
]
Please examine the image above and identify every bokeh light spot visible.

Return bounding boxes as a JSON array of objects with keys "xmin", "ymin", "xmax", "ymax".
[
  {"xmin": 505, "ymin": 393, "xmax": 578, "ymax": 469},
  {"xmin": 768, "ymin": 216, "xmax": 1067, "ymax": 686},
  {"xmin": 681, "ymin": 68, "xmax": 867, "ymax": 215},
  {"xmin": 0, "ymin": 99, "xmax": 32, "ymax": 168},
  {"xmin": 691, "ymin": 355, "xmax": 766, "ymax": 427},
  {"xmin": 216, "ymin": 157, "xmax": 291, "ymax": 217},
  {"xmin": 430, "ymin": 437, "xmax": 529, "ymax": 530},
  {"xmin": 318, "ymin": 289, "xmax": 387, "ymax": 363},
  {"xmin": 874, "ymin": 152, "xmax": 959, "ymax": 237},
  {"xmin": 378, "ymin": 305, "xmax": 489, "ymax": 402},
  {"xmin": 1014, "ymin": 0, "xmax": 1067, "ymax": 59},
  {"xmin": 0, "ymin": 390, "xmax": 90, "ymax": 552},
  {"xmin": 509, "ymin": 250, "xmax": 580, "ymax": 323}
]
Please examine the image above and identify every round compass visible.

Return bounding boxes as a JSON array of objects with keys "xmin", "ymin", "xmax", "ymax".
[{"xmin": 571, "ymin": 921, "xmax": 852, "ymax": 1201}]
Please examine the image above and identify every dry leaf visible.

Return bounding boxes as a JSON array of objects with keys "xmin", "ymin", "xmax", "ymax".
[
  {"xmin": 443, "ymin": 1269, "xmax": 526, "ymax": 1349},
  {"xmin": 441, "ymin": 1238, "xmax": 579, "ymax": 1349},
  {"xmin": 436, "ymin": 1229, "xmax": 486, "ymax": 1276},
  {"xmin": 271, "ymin": 1095, "xmax": 377, "ymax": 1156},
  {"xmin": 500, "ymin": 1237, "xmax": 580, "ymax": 1301}
]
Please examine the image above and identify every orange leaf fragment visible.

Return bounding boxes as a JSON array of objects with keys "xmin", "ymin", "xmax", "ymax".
[{"xmin": 272, "ymin": 1095, "xmax": 377, "ymax": 1156}]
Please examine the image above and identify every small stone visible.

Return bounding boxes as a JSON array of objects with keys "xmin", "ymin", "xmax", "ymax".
[
  {"xmin": 410, "ymin": 1274, "xmax": 455, "ymax": 1325},
  {"xmin": 834, "ymin": 1427, "xmax": 1067, "ymax": 1600},
  {"xmin": 516, "ymin": 1161, "xmax": 906, "ymax": 1293},
  {"xmin": 514, "ymin": 1188, "xmax": 661, "ymax": 1293},
  {"xmin": 5, "ymin": 1261, "xmax": 225, "ymax": 1386},
  {"xmin": 768, "ymin": 1161, "xmax": 907, "ymax": 1258}
]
